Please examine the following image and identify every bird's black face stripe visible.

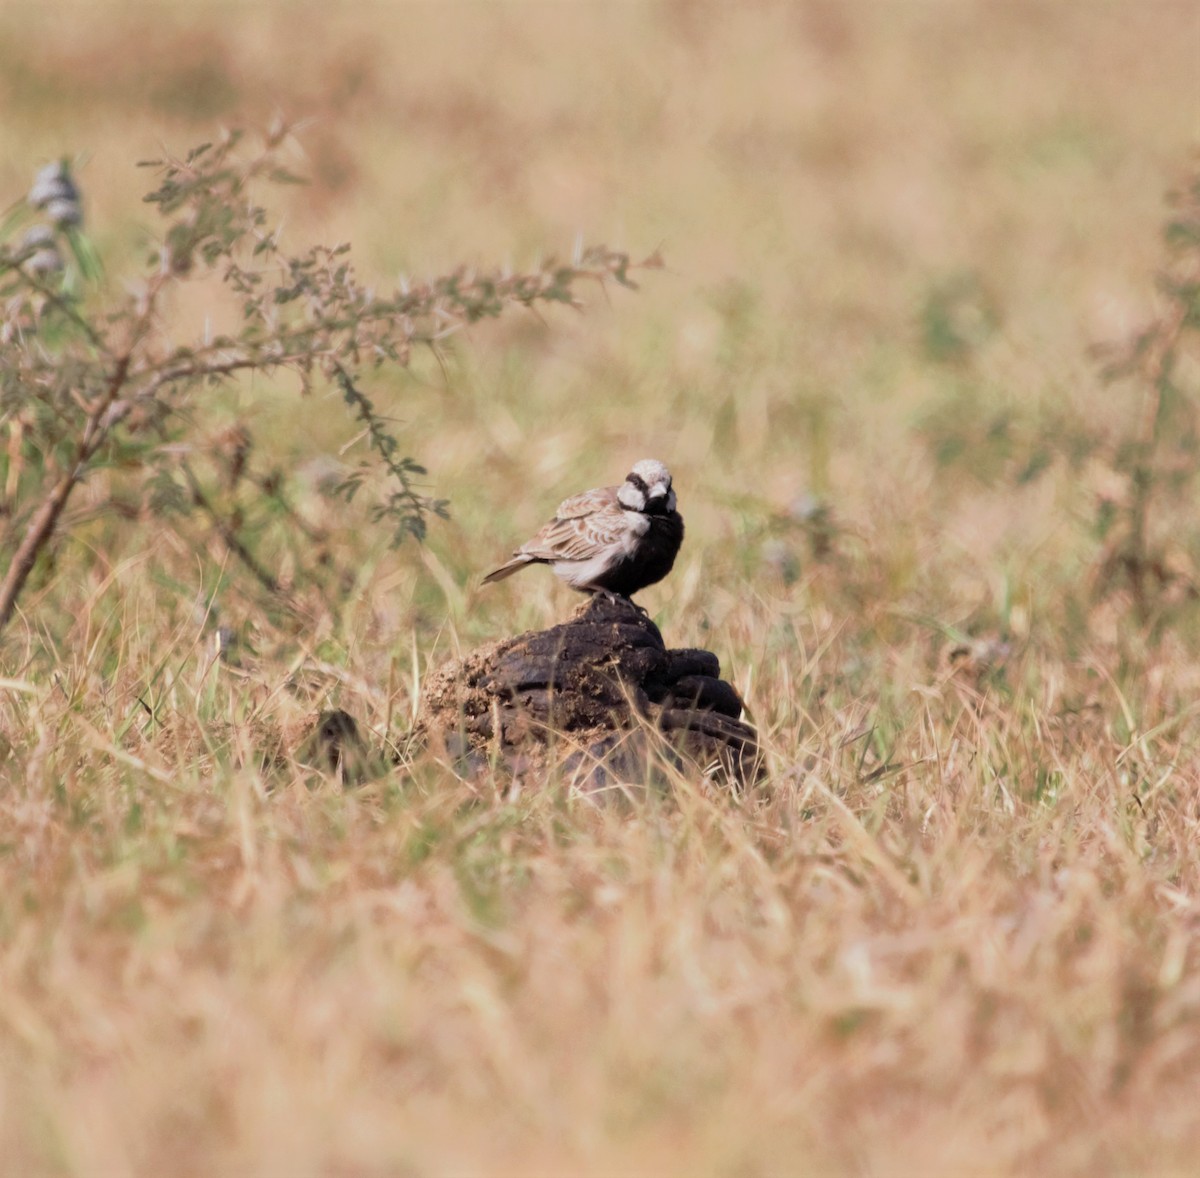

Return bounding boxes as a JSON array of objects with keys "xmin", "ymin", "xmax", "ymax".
[{"xmin": 626, "ymin": 472, "xmax": 649, "ymax": 493}]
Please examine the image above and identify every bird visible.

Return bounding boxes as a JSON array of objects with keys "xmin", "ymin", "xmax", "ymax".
[{"xmin": 483, "ymin": 459, "xmax": 684, "ymax": 598}]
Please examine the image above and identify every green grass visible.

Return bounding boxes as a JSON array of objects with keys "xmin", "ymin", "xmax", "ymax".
[{"xmin": 2, "ymin": 1, "xmax": 1200, "ymax": 1174}]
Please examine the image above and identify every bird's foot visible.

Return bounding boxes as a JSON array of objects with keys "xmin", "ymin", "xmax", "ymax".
[{"xmin": 589, "ymin": 588, "xmax": 649, "ymax": 618}]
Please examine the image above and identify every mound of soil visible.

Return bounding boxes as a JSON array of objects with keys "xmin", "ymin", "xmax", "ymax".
[{"xmin": 415, "ymin": 594, "xmax": 759, "ymax": 790}]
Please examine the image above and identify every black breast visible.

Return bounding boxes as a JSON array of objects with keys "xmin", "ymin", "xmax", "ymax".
[{"xmin": 595, "ymin": 511, "xmax": 685, "ymax": 597}]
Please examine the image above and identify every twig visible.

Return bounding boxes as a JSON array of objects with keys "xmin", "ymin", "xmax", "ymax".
[
  {"xmin": 176, "ymin": 458, "xmax": 288, "ymax": 603},
  {"xmin": 0, "ymin": 274, "xmax": 163, "ymax": 635},
  {"xmin": 0, "ymin": 352, "xmax": 132, "ymax": 633}
]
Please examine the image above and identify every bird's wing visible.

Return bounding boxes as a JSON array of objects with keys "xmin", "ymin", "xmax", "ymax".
[
  {"xmin": 552, "ymin": 485, "xmax": 619, "ymax": 520},
  {"xmin": 518, "ymin": 497, "xmax": 627, "ymax": 563}
]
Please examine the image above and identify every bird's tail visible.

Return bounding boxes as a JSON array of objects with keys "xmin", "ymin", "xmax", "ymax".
[{"xmin": 481, "ymin": 555, "xmax": 534, "ymax": 585}]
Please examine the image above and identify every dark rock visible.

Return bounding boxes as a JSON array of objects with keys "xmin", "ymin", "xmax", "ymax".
[
  {"xmin": 416, "ymin": 595, "xmax": 760, "ymax": 788},
  {"xmin": 664, "ymin": 674, "xmax": 744, "ymax": 718}
]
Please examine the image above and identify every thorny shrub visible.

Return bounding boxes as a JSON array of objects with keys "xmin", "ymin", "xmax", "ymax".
[
  {"xmin": 1093, "ymin": 164, "xmax": 1200, "ymax": 631},
  {"xmin": 0, "ymin": 125, "xmax": 656, "ymax": 639}
]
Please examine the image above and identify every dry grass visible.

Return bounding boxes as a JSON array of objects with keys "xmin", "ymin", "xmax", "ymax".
[{"xmin": 3, "ymin": 1, "xmax": 1200, "ymax": 1174}]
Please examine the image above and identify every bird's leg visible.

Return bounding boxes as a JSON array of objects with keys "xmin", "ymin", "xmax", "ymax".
[{"xmin": 589, "ymin": 588, "xmax": 650, "ymax": 618}]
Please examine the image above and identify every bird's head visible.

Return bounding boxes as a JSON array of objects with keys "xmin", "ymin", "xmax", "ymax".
[{"xmin": 618, "ymin": 459, "xmax": 676, "ymax": 516}]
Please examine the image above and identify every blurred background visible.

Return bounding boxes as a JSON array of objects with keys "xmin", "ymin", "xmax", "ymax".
[{"xmin": 2, "ymin": 0, "xmax": 1197, "ymax": 649}]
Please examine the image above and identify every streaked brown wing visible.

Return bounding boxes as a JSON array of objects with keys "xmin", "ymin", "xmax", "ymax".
[
  {"xmin": 518, "ymin": 501, "xmax": 627, "ymax": 562},
  {"xmin": 552, "ymin": 485, "xmax": 619, "ymax": 520}
]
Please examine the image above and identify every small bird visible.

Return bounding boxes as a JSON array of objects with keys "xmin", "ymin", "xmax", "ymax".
[{"xmin": 483, "ymin": 459, "xmax": 685, "ymax": 598}]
